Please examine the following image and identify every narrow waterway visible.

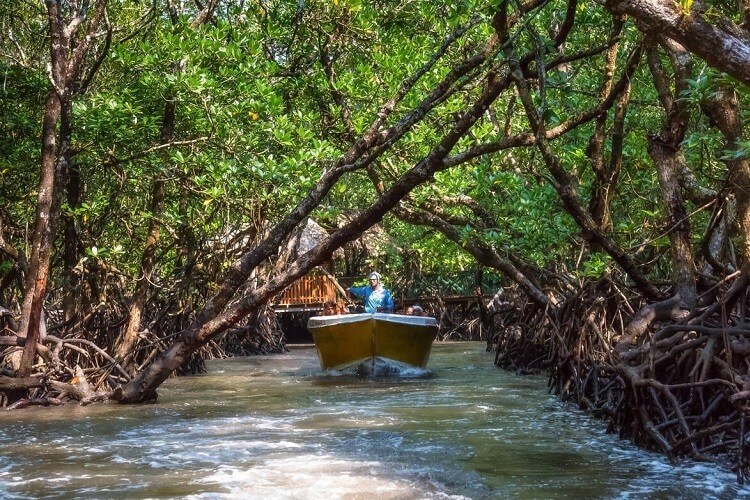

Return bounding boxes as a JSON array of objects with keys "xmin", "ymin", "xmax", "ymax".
[{"xmin": 0, "ymin": 342, "xmax": 747, "ymax": 498}]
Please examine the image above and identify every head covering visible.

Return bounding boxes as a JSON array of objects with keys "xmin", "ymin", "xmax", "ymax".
[{"xmin": 368, "ymin": 272, "xmax": 381, "ymax": 281}]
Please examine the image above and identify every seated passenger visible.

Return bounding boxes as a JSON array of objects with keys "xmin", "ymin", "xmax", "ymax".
[
  {"xmin": 322, "ymin": 300, "xmax": 337, "ymax": 316},
  {"xmin": 335, "ymin": 301, "xmax": 349, "ymax": 315}
]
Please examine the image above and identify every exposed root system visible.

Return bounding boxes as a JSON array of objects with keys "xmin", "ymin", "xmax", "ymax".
[
  {"xmin": 0, "ymin": 298, "xmax": 286, "ymax": 407},
  {"xmin": 492, "ymin": 276, "xmax": 750, "ymax": 481}
]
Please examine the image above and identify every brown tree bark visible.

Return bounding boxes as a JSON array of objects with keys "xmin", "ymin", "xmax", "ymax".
[
  {"xmin": 62, "ymin": 161, "xmax": 82, "ymax": 325},
  {"xmin": 649, "ymin": 136, "xmax": 696, "ymax": 306},
  {"xmin": 15, "ymin": 6, "xmax": 65, "ymax": 376},
  {"xmin": 587, "ymin": 20, "xmax": 625, "ymax": 231},
  {"xmin": 114, "ymin": 100, "xmax": 172, "ymax": 367},
  {"xmin": 16, "ymin": 0, "xmax": 108, "ymax": 377},
  {"xmin": 702, "ymin": 86, "xmax": 750, "ymax": 266},
  {"xmin": 113, "ymin": 175, "xmax": 165, "ymax": 368},
  {"xmin": 605, "ymin": 0, "xmax": 750, "ymax": 86},
  {"xmin": 646, "ymin": 39, "xmax": 696, "ymax": 308}
]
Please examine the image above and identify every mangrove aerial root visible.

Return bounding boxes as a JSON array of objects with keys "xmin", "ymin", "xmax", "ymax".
[
  {"xmin": 505, "ymin": 275, "xmax": 750, "ymax": 480},
  {"xmin": 0, "ymin": 294, "xmax": 287, "ymax": 408}
]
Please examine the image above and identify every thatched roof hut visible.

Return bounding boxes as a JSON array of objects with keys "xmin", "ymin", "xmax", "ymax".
[{"xmin": 298, "ymin": 218, "xmax": 344, "ymax": 259}]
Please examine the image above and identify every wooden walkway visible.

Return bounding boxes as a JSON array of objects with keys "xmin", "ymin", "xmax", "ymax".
[
  {"xmin": 272, "ymin": 274, "xmax": 489, "ymax": 313},
  {"xmin": 274, "ymin": 275, "xmax": 337, "ymax": 313}
]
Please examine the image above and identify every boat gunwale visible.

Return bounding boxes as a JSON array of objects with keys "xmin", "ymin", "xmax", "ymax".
[{"xmin": 307, "ymin": 312, "xmax": 437, "ymax": 329}]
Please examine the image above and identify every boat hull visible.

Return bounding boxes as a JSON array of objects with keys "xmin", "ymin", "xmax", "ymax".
[{"xmin": 307, "ymin": 313, "xmax": 438, "ymax": 371}]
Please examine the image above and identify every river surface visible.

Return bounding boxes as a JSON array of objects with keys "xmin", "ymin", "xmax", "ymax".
[{"xmin": 0, "ymin": 342, "xmax": 748, "ymax": 499}]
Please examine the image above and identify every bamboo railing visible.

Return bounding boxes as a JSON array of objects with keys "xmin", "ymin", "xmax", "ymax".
[{"xmin": 276, "ymin": 274, "xmax": 337, "ymax": 305}]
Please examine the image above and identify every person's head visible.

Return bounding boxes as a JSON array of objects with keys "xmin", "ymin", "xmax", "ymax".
[
  {"xmin": 412, "ymin": 305, "xmax": 423, "ymax": 316},
  {"xmin": 405, "ymin": 306, "xmax": 414, "ymax": 315},
  {"xmin": 368, "ymin": 272, "xmax": 381, "ymax": 288},
  {"xmin": 322, "ymin": 300, "xmax": 336, "ymax": 315}
]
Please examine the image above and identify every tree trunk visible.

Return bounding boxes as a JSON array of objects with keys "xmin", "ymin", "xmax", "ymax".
[
  {"xmin": 587, "ymin": 21, "xmax": 624, "ymax": 231},
  {"xmin": 605, "ymin": 0, "xmax": 750, "ymax": 86},
  {"xmin": 702, "ymin": 86, "xmax": 750, "ymax": 265},
  {"xmin": 115, "ymin": 107, "xmax": 172, "ymax": 366},
  {"xmin": 508, "ymin": 43, "xmax": 663, "ymax": 301},
  {"xmin": 62, "ymin": 157, "xmax": 82, "ymax": 325},
  {"xmin": 647, "ymin": 39, "xmax": 696, "ymax": 307},
  {"xmin": 16, "ymin": 0, "xmax": 71, "ymax": 375},
  {"xmin": 114, "ymin": 178, "xmax": 165, "ymax": 367},
  {"xmin": 16, "ymin": 0, "xmax": 108, "ymax": 377},
  {"xmin": 649, "ymin": 136, "xmax": 696, "ymax": 307},
  {"xmin": 16, "ymin": 90, "xmax": 62, "ymax": 377}
]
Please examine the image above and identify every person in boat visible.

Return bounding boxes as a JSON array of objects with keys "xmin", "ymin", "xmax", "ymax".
[
  {"xmin": 335, "ymin": 301, "xmax": 349, "ymax": 315},
  {"xmin": 322, "ymin": 300, "xmax": 338, "ymax": 316},
  {"xmin": 347, "ymin": 272, "xmax": 395, "ymax": 313}
]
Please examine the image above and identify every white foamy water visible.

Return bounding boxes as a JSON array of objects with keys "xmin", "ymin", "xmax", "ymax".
[
  {"xmin": 0, "ymin": 343, "xmax": 748, "ymax": 498},
  {"xmin": 191, "ymin": 455, "xmax": 462, "ymax": 500}
]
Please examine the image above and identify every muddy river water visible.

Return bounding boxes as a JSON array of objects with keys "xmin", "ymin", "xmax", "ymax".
[{"xmin": 0, "ymin": 342, "xmax": 747, "ymax": 498}]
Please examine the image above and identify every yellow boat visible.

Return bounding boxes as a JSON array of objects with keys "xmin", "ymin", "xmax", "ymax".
[{"xmin": 307, "ymin": 313, "xmax": 438, "ymax": 371}]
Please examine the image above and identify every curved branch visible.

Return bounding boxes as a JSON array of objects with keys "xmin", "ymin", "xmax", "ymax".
[
  {"xmin": 395, "ymin": 204, "xmax": 552, "ymax": 308},
  {"xmin": 605, "ymin": 0, "xmax": 750, "ymax": 86},
  {"xmin": 508, "ymin": 43, "xmax": 662, "ymax": 300}
]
